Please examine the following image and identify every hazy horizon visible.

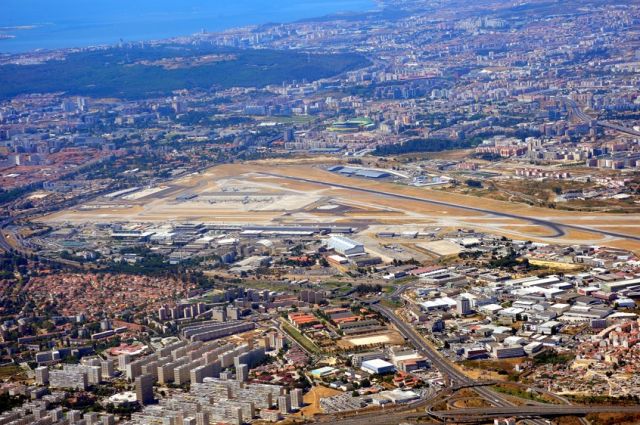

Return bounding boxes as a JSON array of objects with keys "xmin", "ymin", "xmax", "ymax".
[{"xmin": 0, "ymin": 0, "xmax": 376, "ymax": 53}]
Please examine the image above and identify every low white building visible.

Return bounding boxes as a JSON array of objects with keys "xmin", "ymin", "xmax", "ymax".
[{"xmin": 326, "ymin": 235, "xmax": 365, "ymax": 256}]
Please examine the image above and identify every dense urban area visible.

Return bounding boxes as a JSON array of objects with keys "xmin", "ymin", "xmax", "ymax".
[{"xmin": 1, "ymin": 0, "xmax": 640, "ymax": 424}]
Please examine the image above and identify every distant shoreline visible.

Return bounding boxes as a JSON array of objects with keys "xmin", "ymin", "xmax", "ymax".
[{"xmin": 0, "ymin": 0, "xmax": 380, "ymax": 55}]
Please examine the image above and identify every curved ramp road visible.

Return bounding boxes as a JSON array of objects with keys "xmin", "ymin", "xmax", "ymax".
[
  {"xmin": 326, "ymin": 287, "xmax": 605, "ymax": 425},
  {"xmin": 429, "ymin": 405, "xmax": 640, "ymax": 421}
]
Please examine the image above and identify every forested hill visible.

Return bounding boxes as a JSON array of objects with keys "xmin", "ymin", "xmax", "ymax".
[
  {"xmin": 0, "ymin": 45, "xmax": 369, "ymax": 99},
  {"xmin": 372, "ymin": 138, "xmax": 481, "ymax": 156}
]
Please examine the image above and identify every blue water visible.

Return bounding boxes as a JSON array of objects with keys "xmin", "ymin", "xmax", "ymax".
[{"xmin": 0, "ymin": 0, "xmax": 376, "ymax": 53}]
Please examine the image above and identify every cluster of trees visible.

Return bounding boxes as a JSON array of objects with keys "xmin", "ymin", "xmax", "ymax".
[
  {"xmin": 458, "ymin": 251, "xmax": 483, "ymax": 260},
  {"xmin": 0, "ymin": 393, "xmax": 26, "ymax": 414},
  {"xmin": 533, "ymin": 350, "xmax": 575, "ymax": 365},
  {"xmin": 0, "ymin": 183, "xmax": 40, "ymax": 205},
  {"xmin": 0, "ymin": 251, "xmax": 28, "ymax": 280},
  {"xmin": 487, "ymin": 249, "xmax": 533, "ymax": 270},
  {"xmin": 391, "ymin": 258, "xmax": 419, "ymax": 266},
  {"xmin": 354, "ymin": 284, "xmax": 382, "ymax": 294},
  {"xmin": 104, "ymin": 401, "xmax": 141, "ymax": 418},
  {"xmin": 373, "ymin": 137, "xmax": 479, "ymax": 156}
]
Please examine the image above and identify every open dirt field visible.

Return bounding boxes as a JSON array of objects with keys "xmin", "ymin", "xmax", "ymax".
[
  {"xmin": 416, "ymin": 240, "xmax": 464, "ymax": 256},
  {"xmin": 295, "ymin": 385, "xmax": 342, "ymax": 417},
  {"xmin": 39, "ymin": 161, "xmax": 640, "ymax": 251},
  {"xmin": 345, "ymin": 330, "xmax": 405, "ymax": 347}
]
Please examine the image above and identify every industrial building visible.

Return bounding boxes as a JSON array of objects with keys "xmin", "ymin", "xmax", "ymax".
[{"xmin": 360, "ymin": 359, "xmax": 395, "ymax": 375}]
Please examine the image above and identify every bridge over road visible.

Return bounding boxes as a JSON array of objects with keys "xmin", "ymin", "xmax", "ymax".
[{"xmin": 427, "ymin": 405, "xmax": 640, "ymax": 422}]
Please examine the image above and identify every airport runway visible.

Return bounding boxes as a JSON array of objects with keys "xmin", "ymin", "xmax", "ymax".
[{"xmin": 261, "ymin": 172, "xmax": 640, "ymax": 243}]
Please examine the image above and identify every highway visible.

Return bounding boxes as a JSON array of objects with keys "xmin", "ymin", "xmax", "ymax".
[
  {"xmin": 429, "ymin": 405, "xmax": 640, "ymax": 422},
  {"xmin": 261, "ymin": 172, "xmax": 640, "ymax": 243},
  {"xmin": 0, "ymin": 219, "xmax": 12, "ymax": 252},
  {"xmin": 597, "ymin": 120, "xmax": 640, "ymax": 138},
  {"xmin": 323, "ymin": 299, "xmax": 600, "ymax": 425},
  {"xmin": 372, "ymin": 303, "xmax": 471, "ymax": 386},
  {"xmin": 371, "ymin": 303, "xmax": 550, "ymax": 425},
  {"xmin": 0, "ymin": 217, "xmax": 86, "ymax": 268},
  {"xmin": 314, "ymin": 401, "xmax": 637, "ymax": 425},
  {"xmin": 565, "ymin": 97, "xmax": 640, "ymax": 137}
]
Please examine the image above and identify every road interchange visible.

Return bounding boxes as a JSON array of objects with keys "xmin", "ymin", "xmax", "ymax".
[{"xmin": 321, "ymin": 281, "xmax": 617, "ymax": 425}]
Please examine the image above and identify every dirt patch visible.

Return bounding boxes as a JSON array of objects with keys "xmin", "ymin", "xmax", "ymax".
[
  {"xmin": 341, "ymin": 330, "xmax": 405, "ymax": 348},
  {"xmin": 294, "ymin": 385, "xmax": 342, "ymax": 417},
  {"xmin": 585, "ymin": 413, "xmax": 640, "ymax": 425}
]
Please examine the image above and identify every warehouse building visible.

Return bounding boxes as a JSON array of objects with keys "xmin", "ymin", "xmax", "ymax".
[
  {"xmin": 326, "ymin": 235, "xmax": 365, "ymax": 257},
  {"xmin": 361, "ymin": 359, "xmax": 395, "ymax": 375}
]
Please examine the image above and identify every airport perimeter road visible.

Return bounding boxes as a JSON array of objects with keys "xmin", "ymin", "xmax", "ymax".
[{"xmin": 261, "ymin": 172, "xmax": 640, "ymax": 243}]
